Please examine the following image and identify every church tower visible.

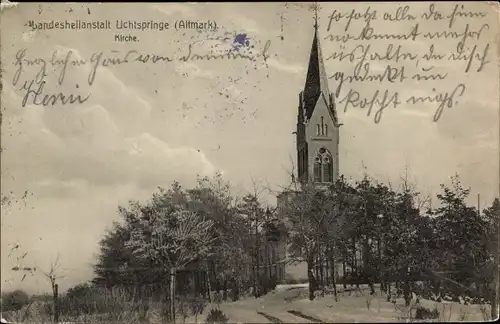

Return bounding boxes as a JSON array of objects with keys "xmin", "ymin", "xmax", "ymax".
[
  {"xmin": 274, "ymin": 8, "xmax": 343, "ymax": 282},
  {"xmin": 296, "ymin": 9, "xmax": 341, "ymax": 185}
]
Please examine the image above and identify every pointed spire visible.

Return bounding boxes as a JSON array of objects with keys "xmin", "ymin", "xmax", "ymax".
[{"xmin": 303, "ymin": 2, "xmax": 331, "ymax": 120}]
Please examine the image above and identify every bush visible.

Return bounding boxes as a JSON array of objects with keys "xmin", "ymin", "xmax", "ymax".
[
  {"xmin": 176, "ymin": 296, "xmax": 190, "ymax": 323},
  {"xmin": 415, "ymin": 306, "xmax": 440, "ymax": 320},
  {"xmin": 30, "ymin": 294, "xmax": 52, "ymax": 302},
  {"xmin": 1, "ymin": 290, "xmax": 30, "ymax": 311},
  {"xmin": 188, "ymin": 295, "xmax": 207, "ymax": 321},
  {"xmin": 230, "ymin": 287, "xmax": 239, "ymax": 302},
  {"xmin": 212, "ymin": 291, "xmax": 222, "ymax": 305},
  {"xmin": 205, "ymin": 308, "xmax": 229, "ymax": 324},
  {"xmin": 58, "ymin": 286, "xmax": 134, "ymax": 316},
  {"xmin": 65, "ymin": 283, "xmax": 93, "ymax": 300}
]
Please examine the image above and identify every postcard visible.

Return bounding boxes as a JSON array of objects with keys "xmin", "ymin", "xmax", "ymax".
[{"xmin": 1, "ymin": 2, "xmax": 499, "ymax": 323}]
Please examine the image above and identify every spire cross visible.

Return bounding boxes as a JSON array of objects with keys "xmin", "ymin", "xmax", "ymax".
[{"xmin": 313, "ymin": 1, "xmax": 319, "ymax": 30}]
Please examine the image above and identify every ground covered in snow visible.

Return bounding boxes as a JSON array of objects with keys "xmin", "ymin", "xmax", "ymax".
[
  {"xmin": 186, "ymin": 284, "xmax": 492, "ymax": 323},
  {"xmin": 1, "ymin": 284, "xmax": 492, "ymax": 323}
]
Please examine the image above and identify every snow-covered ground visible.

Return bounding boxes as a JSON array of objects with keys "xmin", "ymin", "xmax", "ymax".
[
  {"xmin": 185, "ymin": 284, "xmax": 492, "ymax": 323},
  {"xmin": 1, "ymin": 284, "xmax": 491, "ymax": 323}
]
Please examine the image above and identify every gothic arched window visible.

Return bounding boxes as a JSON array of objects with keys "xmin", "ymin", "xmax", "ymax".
[{"xmin": 313, "ymin": 148, "xmax": 334, "ymax": 183}]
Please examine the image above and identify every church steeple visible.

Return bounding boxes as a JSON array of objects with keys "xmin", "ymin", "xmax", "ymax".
[
  {"xmin": 302, "ymin": 4, "xmax": 331, "ymax": 121},
  {"xmin": 296, "ymin": 4, "xmax": 341, "ymax": 185}
]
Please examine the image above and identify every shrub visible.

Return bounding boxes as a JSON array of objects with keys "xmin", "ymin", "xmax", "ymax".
[
  {"xmin": 58, "ymin": 286, "xmax": 135, "ymax": 317},
  {"xmin": 230, "ymin": 287, "xmax": 239, "ymax": 301},
  {"xmin": 65, "ymin": 283, "xmax": 93, "ymax": 300},
  {"xmin": 205, "ymin": 308, "xmax": 229, "ymax": 324},
  {"xmin": 1, "ymin": 290, "xmax": 30, "ymax": 311},
  {"xmin": 188, "ymin": 295, "xmax": 207, "ymax": 322},
  {"xmin": 176, "ymin": 296, "xmax": 190, "ymax": 323},
  {"xmin": 30, "ymin": 294, "xmax": 52, "ymax": 302},
  {"xmin": 415, "ymin": 306, "xmax": 440, "ymax": 320},
  {"xmin": 213, "ymin": 291, "xmax": 222, "ymax": 306}
]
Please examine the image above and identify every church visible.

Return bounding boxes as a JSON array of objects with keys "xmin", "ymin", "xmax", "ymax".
[{"xmin": 266, "ymin": 13, "xmax": 343, "ymax": 283}]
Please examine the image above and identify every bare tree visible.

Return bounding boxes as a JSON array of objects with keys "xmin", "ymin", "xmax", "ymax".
[{"xmin": 41, "ymin": 254, "xmax": 65, "ymax": 323}]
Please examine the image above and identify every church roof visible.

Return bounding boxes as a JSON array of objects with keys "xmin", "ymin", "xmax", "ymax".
[{"xmin": 303, "ymin": 24, "xmax": 331, "ymax": 120}]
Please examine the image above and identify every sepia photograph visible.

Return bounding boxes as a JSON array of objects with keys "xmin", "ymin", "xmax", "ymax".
[{"xmin": 1, "ymin": 1, "xmax": 499, "ymax": 323}]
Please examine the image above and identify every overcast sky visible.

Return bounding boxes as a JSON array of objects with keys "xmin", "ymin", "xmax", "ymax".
[{"xmin": 1, "ymin": 2, "xmax": 498, "ymax": 294}]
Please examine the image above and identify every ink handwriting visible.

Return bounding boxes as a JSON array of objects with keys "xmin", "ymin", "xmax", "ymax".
[
  {"xmin": 323, "ymin": 2, "xmax": 492, "ymax": 123},
  {"xmin": 11, "ymin": 39, "xmax": 272, "ymax": 107}
]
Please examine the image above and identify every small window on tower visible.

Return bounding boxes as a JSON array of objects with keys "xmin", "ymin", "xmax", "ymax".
[
  {"xmin": 316, "ymin": 124, "xmax": 320, "ymax": 136},
  {"xmin": 325, "ymin": 124, "xmax": 328, "ymax": 136}
]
